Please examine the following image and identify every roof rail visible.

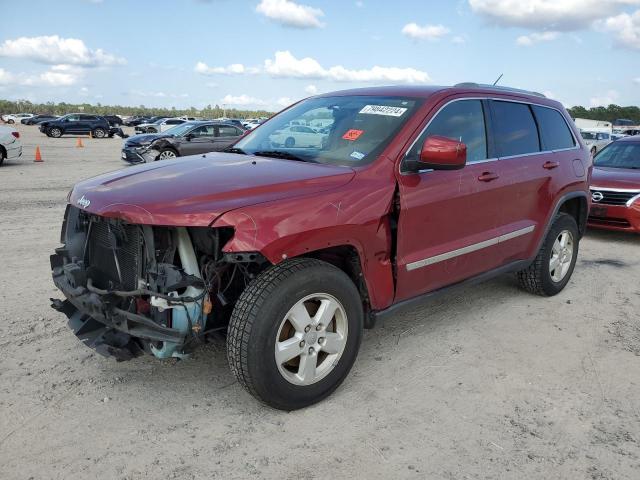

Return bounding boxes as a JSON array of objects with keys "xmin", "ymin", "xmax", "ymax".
[{"xmin": 453, "ymin": 82, "xmax": 546, "ymax": 98}]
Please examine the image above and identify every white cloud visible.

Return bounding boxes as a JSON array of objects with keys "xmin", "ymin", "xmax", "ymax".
[
  {"xmin": 469, "ymin": 0, "xmax": 640, "ymax": 31},
  {"xmin": 590, "ymin": 89, "xmax": 620, "ymax": 107},
  {"xmin": 355, "ymin": 1, "xmax": 364, "ymax": 7},
  {"xmin": 516, "ymin": 31, "xmax": 560, "ymax": 46},
  {"xmin": 256, "ymin": 0, "xmax": 325, "ymax": 28},
  {"xmin": 401, "ymin": 23, "xmax": 451, "ymax": 40},
  {"xmin": 0, "ymin": 35, "xmax": 125, "ymax": 67},
  {"xmin": 634, "ymin": 77, "xmax": 640, "ymax": 84},
  {"xmin": 277, "ymin": 97, "xmax": 293, "ymax": 107},
  {"xmin": 264, "ymin": 50, "xmax": 430, "ymax": 83},
  {"xmin": 130, "ymin": 90, "xmax": 189, "ymax": 99},
  {"xmin": 221, "ymin": 94, "xmax": 268, "ymax": 106},
  {"xmin": 304, "ymin": 84, "xmax": 318, "ymax": 94},
  {"xmin": 194, "ymin": 61, "xmax": 259, "ymax": 75},
  {"xmin": 599, "ymin": 10, "xmax": 640, "ymax": 49},
  {"xmin": 0, "ymin": 64, "xmax": 83, "ymax": 87},
  {"xmin": 452, "ymin": 35, "xmax": 466, "ymax": 44}
]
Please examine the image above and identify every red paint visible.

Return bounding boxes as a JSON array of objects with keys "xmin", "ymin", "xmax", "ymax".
[
  {"xmin": 342, "ymin": 129, "xmax": 364, "ymax": 141},
  {"xmin": 67, "ymin": 85, "xmax": 591, "ymax": 311}
]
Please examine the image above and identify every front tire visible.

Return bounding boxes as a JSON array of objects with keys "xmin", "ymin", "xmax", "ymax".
[
  {"xmin": 92, "ymin": 128, "xmax": 106, "ymax": 138},
  {"xmin": 284, "ymin": 137, "xmax": 295, "ymax": 148},
  {"xmin": 48, "ymin": 127, "xmax": 62, "ymax": 138},
  {"xmin": 517, "ymin": 213, "xmax": 579, "ymax": 296},
  {"xmin": 7, "ymin": 119, "xmax": 14, "ymax": 124},
  {"xmin": 227, "ymin": 258, "xmax": 363, "ymax": 410},
  {"xmin": 157, "ymin": 148, "xmax": 178, "ymax": 160},
  {"xmin": 0, "ymin": 148, "xmax": 5, "ymax": 166}
]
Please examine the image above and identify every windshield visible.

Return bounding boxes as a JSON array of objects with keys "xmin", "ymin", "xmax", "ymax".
[
  {"xmin": 581, "ymin": 131, "xmax": 597, "ymax": 140},
  {"xmin": 233, "ymin": 95, "xmax": 422, "ymax": 166},
  {"xmin": 164, "ymin": 122, "xmax": 200, "ymax": 136},
  {"xmin": 594, "ymin": 142, "xmax": 640, "ymax": 169}
]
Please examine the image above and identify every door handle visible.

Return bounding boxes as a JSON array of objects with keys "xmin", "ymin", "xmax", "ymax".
[
  {"xmin": 478, "ymin": 171, "xmax": 499, "ymax": 182},
  {"xmin": 543, "ymin": 161, "xmax": 559, "ymax": 170}
]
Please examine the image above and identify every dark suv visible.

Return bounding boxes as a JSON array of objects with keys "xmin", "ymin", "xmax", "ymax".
[
  {"xmin": 51, "ymin": 84, "xmax": 590, "ymax": 410},
  {"xmin": 39, "ymin": 114, "xmax": 112, "ymax": 138},
  {"xmin": 122, "ymin": 121, "xmax": 245, "ymax": 163}
]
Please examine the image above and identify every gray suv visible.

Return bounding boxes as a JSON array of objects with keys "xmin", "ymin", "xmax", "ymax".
[{"xmin": 121, "ymin": 121, "xmax": 245, "ymax": 163}]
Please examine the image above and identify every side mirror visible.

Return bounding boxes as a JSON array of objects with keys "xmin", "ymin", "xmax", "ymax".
[
  {"xmin": 417, "ymin": 135, "xmax": 467, "ymax": 170},
  {"xmin": 184, "ymin": 133, "xmax": 194, "ymax": 141}
]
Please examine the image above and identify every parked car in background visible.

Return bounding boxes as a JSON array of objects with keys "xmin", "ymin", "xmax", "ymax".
[
  {"xmin": 39, "ymin": 114, "xmax": 112, "ymax": 138},
  {"xmin": 270, "ymin": 125, "xmax": 327, "ymax": 148},
  {"xmin": 220, "ymin": 119, "xmax": 246, "ymax": 130},
  {"xmin": 124, "ymin": 116, "xmax": 151, "ymax": 127},
  {"xmin": 51, "ymin": 84, "xmax": 590, "ymax": 410},
  {"xmin": 0, "ymin": 125, "xmax": 22, "ymax": 166},
  {"xmin": 2, "ymin": 113, "xmax": 33, "ymax": 124},
  {"xmin": 103, "ymin": 115, "xmax": 123, "ymax": 127},
  {"xmin": 22, "ymin": 114, "xmax": 59, "ymax": 125},
  {"xmin": 135, "ymin": 118, "xmax": 185, "ymax": 134},
  {"xmin": 122, "ymin": 121, "xmax": 245, "ymax": 163},
  {"xmin": 580, "ymin": 130, "xmax": 611, "ymax": 156},
  {"xmin": 588, "ymin": 136, "xmax": 640, "ymax": 233},
  {"xmin": 243, "ymin": 119, "xmax": 263, "ymax": 130}
]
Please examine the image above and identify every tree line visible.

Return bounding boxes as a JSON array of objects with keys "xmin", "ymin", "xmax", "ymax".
[
  {"xmin": 567, "ymin": 104, "xmax": 640, "ymax": 124},
  {"xmin": 0, "ymin": 99, "xmax": 274, "ymax": 120}
]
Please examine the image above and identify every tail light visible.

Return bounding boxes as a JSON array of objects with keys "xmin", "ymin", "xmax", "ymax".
[{"xmin": 11, "ymin": 131, "xmax": 20, "ymax": 139}]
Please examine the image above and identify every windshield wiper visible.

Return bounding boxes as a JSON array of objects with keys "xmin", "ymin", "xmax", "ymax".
[
  {"xmin": 252, "ymin": 150, "xmax": 313, "ymax": 162},
  {"xmin": 224, "ymin": 147, "xmax": 247, "ymax": 154}
]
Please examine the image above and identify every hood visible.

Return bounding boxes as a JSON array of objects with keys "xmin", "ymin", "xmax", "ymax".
[
  {"xmin": 592, "ymin": 166, "xmax": 640, "ymax": 190},
  {"xmin": 125, "ymin": 133, "xmax": 172, "ymax": 147},
  {"xmin": 69, "ymin": 153, "xmax": 355, "ymax": 226}
]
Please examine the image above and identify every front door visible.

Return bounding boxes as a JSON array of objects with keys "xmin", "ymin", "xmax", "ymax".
[{"xmin": 394, "ymin": 98, "xmax": 506, "ymax": 302}]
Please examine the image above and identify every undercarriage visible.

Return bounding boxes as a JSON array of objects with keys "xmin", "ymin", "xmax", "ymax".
[{"xmin": 50, "ymin": 206, "xmax": 267, "ymax": 361}]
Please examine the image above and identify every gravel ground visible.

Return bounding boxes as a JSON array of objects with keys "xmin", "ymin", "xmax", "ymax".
[{"xmin": 1, "ymin": 124, "xmax": 639, "ymax": 480}]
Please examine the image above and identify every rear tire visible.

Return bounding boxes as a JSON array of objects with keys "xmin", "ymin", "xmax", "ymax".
[
  {"xmin": 517, "ymin": 213, "xmax": 579, "ymax": 296},
  {"xmin": 227, "ymin": 258, "xmax": 363, "ymax": 410}
]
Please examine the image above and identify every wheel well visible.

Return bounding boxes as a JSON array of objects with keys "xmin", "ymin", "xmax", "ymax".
[
  {"xmin": 558, "ymin": 196, "xmax": 588, "ymax": 236},
  {"xmin": 0, "ymin": 144, "xmax": 6, "ymax": 158},
  {"xmin": 304, "ymin": 245, "xmax": 373, "ymax": 327}
]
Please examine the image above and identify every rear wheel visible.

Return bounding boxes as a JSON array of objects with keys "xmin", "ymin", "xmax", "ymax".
[
  {"xmin": 517, "ymin": 213, "xmax": 579, "ymax": 296},
  {"xmin": 92, "ymin": 128, "xmax": 106, "ymax": 138},
  {"xmin": 7, "ymin": 119, "xmax": 14, "ymax": 124},
  {"xmin": 227, "ymin": 258, "xmax": 363, "ymax": 410},
  {"xmin": 48, "ymin": 127, "xmax": 62, "ymax": 138}
]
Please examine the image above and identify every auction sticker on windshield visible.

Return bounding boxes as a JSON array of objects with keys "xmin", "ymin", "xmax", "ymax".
[
  {"xmin": 342, "ymin": 129, "xmax": 364, "ymax": 141},
  {"xmin": 359, "ymin": 105, "xmax": 407, "ymax": 117}
]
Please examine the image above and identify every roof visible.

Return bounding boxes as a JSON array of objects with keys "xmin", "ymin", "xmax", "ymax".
[{"xmin": 617, "ymin": 135, "xmax": 640, "ymax": 143}]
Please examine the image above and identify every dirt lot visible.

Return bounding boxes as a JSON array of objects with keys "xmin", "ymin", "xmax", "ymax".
[{"xmin": 1, "ymin": 124, "xmax": 639, "ymax": 480}]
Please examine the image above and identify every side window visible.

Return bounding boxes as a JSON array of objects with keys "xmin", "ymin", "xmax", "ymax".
[
  {"xmin": 407, "ymin": 99, "xmax": 488, "ymax": 164},
  {"xmin": 67, "ymin": 115, "xmax": 80, "ymax": 121},
  {"xmin": 491, "ymin": 101, "xmax": 540, "ymax": 157},
  {"xmin": 532, "ymin": 106, "xmax": 575, "ymax": 150},
  {"xmin": 217, "ymin": 125, "xmax": 241, "ymax": 137},
  {"xmin": 190, "ymin": 125, "xmax": 215, "ymax": 137}
]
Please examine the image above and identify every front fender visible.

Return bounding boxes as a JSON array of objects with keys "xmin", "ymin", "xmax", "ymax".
[{"xmin": 212, "ymin": 177, "xmax": 397, "ymax": 310}]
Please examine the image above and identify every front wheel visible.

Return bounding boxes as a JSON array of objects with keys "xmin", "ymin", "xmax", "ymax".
[
  {"xmin": 7, "ymin": 119, "xmax": 14, "ymax": 124},
  {"xmin": 517, "ymin": 213, "xmax": 579, "ymax": 296},
  {"xmin": 92, "ymin": 128, "xmax": 106, "ymax": 138},
  {"xmin": 157, "ymin": 148, "xmax": 178, "ymax": 160},
  {"xmin": 48, "ymin": 127, "xmax": 62, "ymax": 138},
  {"xmin": 227, "ymin": 258, "xmax": 363, "ymax": 410}
]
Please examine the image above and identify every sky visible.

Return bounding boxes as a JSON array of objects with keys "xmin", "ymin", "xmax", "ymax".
[{"xmin": 1, "ymin": 0, "xmax": 639, "ymax": 111}]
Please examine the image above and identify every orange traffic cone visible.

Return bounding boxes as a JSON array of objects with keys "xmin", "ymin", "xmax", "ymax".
[
  {"xmin": 34, "ymin": 146, "xmax": 43, "ymax": 162},
  {"xmin": 76, "ymin": 137, "xmax": 84, "ymax": 148}
]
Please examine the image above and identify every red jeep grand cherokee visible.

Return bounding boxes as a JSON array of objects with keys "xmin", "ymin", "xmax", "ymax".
[
  {"xmin": 588, "ymin": 136, "xmax": 640, "ymax": 233},
  {"xmin": 51, "ymin": 84, "xmax": 591, "ymax": 409}
]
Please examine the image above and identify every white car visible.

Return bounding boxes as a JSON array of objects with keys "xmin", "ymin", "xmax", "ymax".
[
  {"xmin": 580, "ymin": 130, "xmax": 612, "ymax": 156},
  {"xmin": 135, "ymin": 118, "xmax": 186, "ymax": 134},
  {"xmin": 0, "ymin": 125, "xmax": 23, "ymax": 166},
  {"xmin": 270, "ymin": 125, "xmax": 327, "ymax": 148},
  {"xmin": 2, "ymin": 113, "xmax": 34, "ymax": 124}
]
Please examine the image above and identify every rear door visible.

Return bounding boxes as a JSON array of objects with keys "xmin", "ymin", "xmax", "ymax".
[
  {"xmin": 212, "ymin": 125, "xmax": 243, "ymax": 150},
  {"xmin": 395, "ymin": 98, "xmax": 507, "ymax": 301},
  {"xmin": 488, "ymin": 100, "xmax": 576, "ymax": 263}
]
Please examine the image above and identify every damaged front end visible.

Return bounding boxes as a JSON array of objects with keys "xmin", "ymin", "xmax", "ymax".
[{"xmin": 51, "ymin": 205, "xmax": 265, "ymax": 361}]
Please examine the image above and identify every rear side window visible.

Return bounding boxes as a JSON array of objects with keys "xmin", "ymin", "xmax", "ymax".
[
  {"xmin": 408, "ymin": 99, "xmax": 488, "ymax": 164},
  {"xmin": 532, "ymin": 106, "xmax": 575, "ymax": 150},
  {"xmin": 491, "ymin": 101, "xmax": 540, "ymax": 157}
]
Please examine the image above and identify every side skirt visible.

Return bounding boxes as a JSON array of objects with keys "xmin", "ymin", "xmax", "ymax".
[{"xmin": 369, "ymin": 259, "xmax": 532, "ymax": 325}]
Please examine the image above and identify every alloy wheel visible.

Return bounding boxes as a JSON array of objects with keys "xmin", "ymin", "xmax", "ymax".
[
  {"xmin": 159, "ymin": 150, "xmax": 177, "ymax": 160},
  {"xmin": 549, "ymin": 230, "xmax": 574, "ymax": 282},
  {"xmin": 274, "ymin": 293, "xmax": 348, "ymax": 386}
]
